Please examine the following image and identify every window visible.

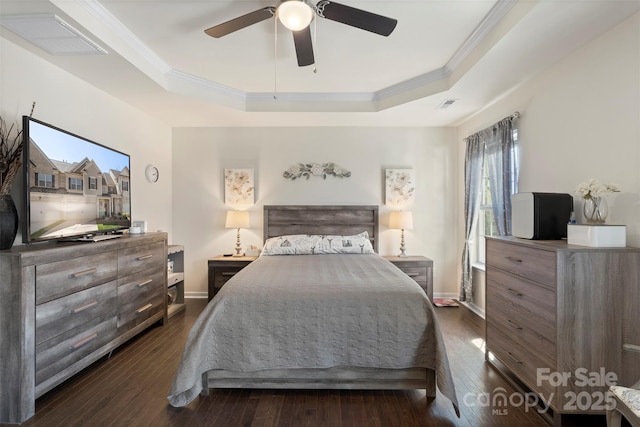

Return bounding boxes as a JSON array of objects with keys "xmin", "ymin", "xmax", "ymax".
[
  {"xmin": 69, "ymin": 177, "xmax": 83, "ymax": 190},
  {"xmin": 474, "ymin": 153, "xmax": 498, "ymax": 265},
  {"xmin": 89, "ymin": 177, "xmax": 98, "ymax": 190},
  {"xmin": 36, "ymin": 173, "xmax": 54, "ymax": 188},
  {"xmin": 122, "ymin": 181, "xmax": 129, "ymax": 192},
  {"xmin": 472, "ymin": 127, "xmax": 519, "ymax": 265}
]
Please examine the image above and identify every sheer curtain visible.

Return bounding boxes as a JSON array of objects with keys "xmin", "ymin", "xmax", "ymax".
[
  {"xmin": 459, "ymin": 113, "xmax": 519, "ymax": 303},
  {"xmin": 459, "ymin": 133, "xmax": 484, "ymax": 302},
  {"xmin": 486, "ymin": 115, "xmax": 519, "ymax": 235}
]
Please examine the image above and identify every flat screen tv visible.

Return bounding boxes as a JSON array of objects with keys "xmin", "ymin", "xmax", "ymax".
[{"xmin": 22, "ymin": 116, "xmax": 131, "ymax": 243}]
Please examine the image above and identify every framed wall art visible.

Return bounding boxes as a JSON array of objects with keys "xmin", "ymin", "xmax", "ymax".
[
  {"xmin": 224, "ymin": 169, "xmax": 254, "ymax": 206},
  {"xmin": 385, "ymin": 169, "xmax": 415, "ymax": 208}
]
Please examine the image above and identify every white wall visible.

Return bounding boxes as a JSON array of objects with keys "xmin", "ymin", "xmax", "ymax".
[
  {"xmin": 457, "ymin": 13, "xmax": 640, "ymax": 310},
  {"xmin": 172, "ymin": 127, "xmax": 459, "ymax": 298},
  {"xmin": 0, "ymin": 38, "xmax": 174, "ymax": 245}
]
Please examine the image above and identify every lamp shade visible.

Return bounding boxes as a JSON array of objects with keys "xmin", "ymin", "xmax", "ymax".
[
  {"xmin": 389, "ymin": 211, "xmax": 413, "ymax": 230},
  {"xmin": 278, "ymin": 0, "xmax": 314, "ymax": 31},
  {"xmin": 225, "ymin": 210, "xmax": 250, "ymax": 229}
]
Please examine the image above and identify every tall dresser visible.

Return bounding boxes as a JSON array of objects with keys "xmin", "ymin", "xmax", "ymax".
[
  {"xmin": 0, "ymin": 233, "xmax": 168, "ymax": 424},
  {"xmin": 485, "ymin": 236, "xmax": 640, "ymax": 426}
]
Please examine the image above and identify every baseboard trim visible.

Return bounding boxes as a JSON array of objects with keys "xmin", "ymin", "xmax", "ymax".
[{"xmin": 458, "ymin": 301, "xmax": 485, "ymax": 319}]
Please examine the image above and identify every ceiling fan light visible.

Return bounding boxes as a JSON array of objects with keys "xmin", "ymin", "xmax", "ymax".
[{"xmin": 278, "ymin": 1, "xmax": 314, "ymax": 31}]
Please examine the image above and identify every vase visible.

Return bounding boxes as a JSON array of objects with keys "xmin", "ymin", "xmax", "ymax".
[
  {"xmin": 583, "ymin": 196, "xmax": 608, "ymax": 224},
  {"xmin": 0, "ymin": 194, "xmax": 19, "ymax": 250}
]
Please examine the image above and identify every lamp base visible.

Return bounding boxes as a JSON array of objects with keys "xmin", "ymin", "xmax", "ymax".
[
  {"xmin": 398, "ymin": 228, "xmax": 408, "ymax": 257},
  {"xmin": 233, "ymin": 228, "xmax": 243, "ymax": 256}
]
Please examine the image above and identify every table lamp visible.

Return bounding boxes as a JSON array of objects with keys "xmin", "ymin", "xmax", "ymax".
[
  {"xmin": 389, "ymin": 211, "xmax": 413, "ymax": 258},
  {"xmin": 225, "ymin": 210, "xmax": 250, "ymax": 256}
]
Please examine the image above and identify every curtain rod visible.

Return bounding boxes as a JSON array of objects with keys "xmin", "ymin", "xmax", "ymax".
[{"xmin": 466, "ymin": 111, "xmax": 520, "ymax": 140}]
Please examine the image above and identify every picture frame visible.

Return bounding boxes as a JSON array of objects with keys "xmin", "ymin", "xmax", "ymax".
[
  {"xmin": 385, "ymin": 169, "xmax": 415, "ymax": 208},
  {"xmin": 224, "ymin": 169, "xmax": 255, "ymax": 206}
]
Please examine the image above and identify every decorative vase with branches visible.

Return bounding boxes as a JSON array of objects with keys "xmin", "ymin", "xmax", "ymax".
[
  {"xmin": 0, "ymin": 103, "xmax": 36, "ymax": 250},
  {"xmin": 0, "ymin": 103, "xmax": 35, "ymax": 195}
]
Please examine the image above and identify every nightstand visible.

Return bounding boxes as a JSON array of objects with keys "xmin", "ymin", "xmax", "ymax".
[
  {"xmin": 207, "ymin": 255, "xmax": 258, "ymax": 301},
  {"xmin": 383, "ymin": 255, "xmax": 434, "ymax": 302}
]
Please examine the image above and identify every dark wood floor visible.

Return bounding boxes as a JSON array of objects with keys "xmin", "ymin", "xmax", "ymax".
[{"xmin": 7, "ymin": 300, "xmax": 610, "ymax": 427}]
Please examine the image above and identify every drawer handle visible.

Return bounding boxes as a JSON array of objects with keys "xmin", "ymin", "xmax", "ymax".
[
  {"xmin": 507, "ymin": 352, "xmax": 523, "ymax": 364},
  {"xmin": 505, "ymin": 256, "xmax": 523, "ymax": 263},
  {"xmin": 507, "ymin": 319, "xmax": 523, "ymax": 330},
  {"xmin": 70, "ymin": 333, "xmax": 98, "ymax": 350},
  {"xmin": 221, "ymin": 272, "xmax": 237, "ymax": 277},
  {"xmin": 136, "ymin": 254, "xmax": 153, "ymax": 261},
  {"xmin": 136, "ymin": 279, "xmax": 153, "ymax": 287},
  {"xmin": 623, "ymin": 343, "xmax": 640, "ymax": 353},
  {"xmin": 507, "ymin": 288, "xmax": 523, "ymax": 297},
  {"xmin": 70, "ymin": 267, "xmax": 97, "ymax": 278},
  {"xmin": 406, "ymin": 273, "xmax": 420, "ymax": 277},
  {"xmin": 136, "ymin": 303, "xmax": 153, "ymax": 314},
  {"xmin": 70, "ymin": 300, "xmax": 98, "ymax": 314}
]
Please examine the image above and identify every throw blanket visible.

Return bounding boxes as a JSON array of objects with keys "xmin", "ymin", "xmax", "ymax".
[{"xmin": 167, "ymin": 254, "xmax": 459, "ymax": 415}]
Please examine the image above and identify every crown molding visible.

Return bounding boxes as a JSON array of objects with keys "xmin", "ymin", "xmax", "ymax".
[{"xmin": 53, "ymin": 0, "xmax": 531, "ymax": 113}]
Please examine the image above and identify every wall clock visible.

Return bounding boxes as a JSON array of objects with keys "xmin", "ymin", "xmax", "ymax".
[{"xmin": 145, "ymin": 164, "xmax": 159, "ymax": 183}]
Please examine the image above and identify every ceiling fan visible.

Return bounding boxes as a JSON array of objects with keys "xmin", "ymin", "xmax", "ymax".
[{"xmin": 204, "ymin": 0, "xmax": 397, "ymax": 67}]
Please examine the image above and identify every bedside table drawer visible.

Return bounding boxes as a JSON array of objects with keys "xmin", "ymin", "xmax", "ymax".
[
  {"xmin": 383, "ymin": 256, "xmax": 433, "ymax": 301},
  {"xmin": 208, "ymin": 256, "xmax": 258, "ymax": 301},
  {"xmin": 214, "ymin": 267, "xmax": 242, "ymax": 288},
  {"xmin": 397, "ymin": 266, "xmax": 427, "ymax": 286}
]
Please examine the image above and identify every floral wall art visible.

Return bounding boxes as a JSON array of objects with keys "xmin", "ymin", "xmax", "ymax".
[
  {"xmin": 224, "ymin": 169, "xmax": 254, "ymax": 206},
  {"xmin": 283, "ymin": 162, "xmax": 351, "ymax": 180},
  {"xmin": 385, "ymin": 169, "xmax": 415, "ymax": 208}
]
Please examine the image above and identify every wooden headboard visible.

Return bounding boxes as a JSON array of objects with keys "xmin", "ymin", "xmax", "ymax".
[{"xmin": 263, "ymin": 205, "xmax": 379, "ymax": 253}]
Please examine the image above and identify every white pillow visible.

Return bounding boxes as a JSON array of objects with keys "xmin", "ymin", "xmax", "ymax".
[
  {"xmin": 261, "ymin": 234, "xmax": 320, "ymax": 255},
  {"xmin": 315, "ymin": 231, "xmax": 375, "ymax": 254},
  {"xmin": 261, "ymin": 232, "xmax": 375, "ymax": 255}
]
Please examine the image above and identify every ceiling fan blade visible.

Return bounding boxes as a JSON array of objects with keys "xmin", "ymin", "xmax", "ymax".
[
  {"xmin": 317, "ymin": 1, "xmax": 397, "ymax": 36},
  {"xmin": 204, "ymin": 7, "xmax": 275, "ymax": 38},
  {"xmin": 292, "ymin": 27, "xmax": 315, "ymax": 67}
]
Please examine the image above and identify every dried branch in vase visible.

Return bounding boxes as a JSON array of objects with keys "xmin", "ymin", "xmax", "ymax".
[{"xmin": 0, "ymin": 102, "xmax": 36, "ymax": 195}]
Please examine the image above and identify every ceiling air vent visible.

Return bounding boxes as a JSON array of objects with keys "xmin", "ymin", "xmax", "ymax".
[
  {"xmin": 437, "ymin": 99, "xmax": 457, "ymax": 109},
  {"xmin": 0, "ymin": 14, "xmax": 107, "ymax": 55}
]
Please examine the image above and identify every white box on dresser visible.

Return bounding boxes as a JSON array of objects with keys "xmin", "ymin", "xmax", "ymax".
[
  {"xmin": 0, "ymin": 232, "xmax": 168, "ymax": 424},
  {"xmin": 567, "ymin": 224, "xmax": 626, "ymax": 247},
  {"xmin": 485, "ymin": 236, "xmax": 640, "ymax": 427}
]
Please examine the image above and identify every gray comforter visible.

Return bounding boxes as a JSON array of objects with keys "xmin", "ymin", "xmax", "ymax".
[{"xmin": 167, "ymin": 254, "xmax": 459, "ymax": 415}]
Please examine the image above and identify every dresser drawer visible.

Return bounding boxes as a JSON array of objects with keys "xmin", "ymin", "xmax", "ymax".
[
  {"xmin": 35, "ymin": 252, "xmax": 118, "ymax": 304},
  {"xmin": 118, "ymin": 241, "xmax": 165, "ymax": 278},
  {"xmin": 36, "ymin": 280, "xmax": 117, "ymax": 346},
  {"xmin": 117, "ymin": 268, "xmax": 165, "ymax": 329},
  {"xmin": 486, "ymin": 267, "xmax": 556, "ymax": 339},
  {"xmin": 486, "ymin": 239, "xmax": 556, "ymax": 287},
  {"xmin": 486, "ymin": 306, "xmax": 556, "ymax": 368},
  {"xmin": 35, "ymin": 316, "xmax": 118, "ymax": 386},
  {"xmin": 487, "ymin": 324, "xmax": 557, "ymax": 408}
]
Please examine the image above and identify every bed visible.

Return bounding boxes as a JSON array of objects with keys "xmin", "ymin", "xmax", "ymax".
[{"xmin": 168, "ymin": 205, "xmax": 459, "ymax": 416}]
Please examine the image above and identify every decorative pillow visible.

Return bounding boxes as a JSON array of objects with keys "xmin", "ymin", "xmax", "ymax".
[
  {"xmin": 261, "ymin": 234, "xmax": 321, "ymax": 255},
  {"xmin": 315, "ymin": 231, "xmax": 375, "ymax": 254}
]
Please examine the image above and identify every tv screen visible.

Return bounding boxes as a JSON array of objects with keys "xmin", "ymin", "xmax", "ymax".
[{"xmin": 22, "ymin": 116, "xmax": 131, "ymax": 243}]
